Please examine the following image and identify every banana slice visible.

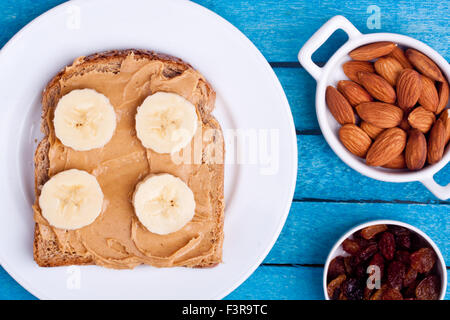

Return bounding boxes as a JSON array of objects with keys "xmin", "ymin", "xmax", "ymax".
[
  {"xmin": 133, "ymin": 174, "xmax": 196, "ymax": 235},
  {"xmin": 135, "ymin": 92, "xmax": 198, "ymax": 154},
  {"xmin": 39, "ymin": 169, "xmax": 104, "ymax": 230},
  {"xmin": 54, "ymin": 89, "xmax": 116, "ymax": 151}
]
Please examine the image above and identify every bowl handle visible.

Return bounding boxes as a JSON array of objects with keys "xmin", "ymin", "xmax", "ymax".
[
  {"xmin": 421, "ymin": 178, "xmax": 450, "ymax": 200},
  {"xmin": 298, "ymin": 15, "xmax": 361, "ymax": 81}
]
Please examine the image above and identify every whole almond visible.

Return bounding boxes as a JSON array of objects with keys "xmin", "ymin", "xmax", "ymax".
[
  {"xmin": 418, "ymin": 76, "xmax": 439, "ymax": 113},
  {"xmin": 366, "ymin": 128, "xmax": 407, "ymax": 166},
  {"xmin": 405, "ymin": 129, "xmax": 427, "ymax": 170},
  {"xmin": 356, "ymin": 102, "xmax": 403, "ymax": 128},
  {"xmin": 337, "ymin": 80, "xmax": 373, "ymax": 106},
  {"xmin": 427, "ymin": 119, "xmax": 446, "ymax": 164},
  {"xmin": 349, "ymin": 42, "xmax": 396, "ymax": 61},
  {"xmin": 396, "ymin": 69, "xmax": 422, "ymax": 110},
  {"xmin": 407, "ymin": 106, "xmax": 435, "ymax": 133},
  {"xmin": 388, "ymin": 47, "xmax": 413, "ymax": 69},
  {"xmin": 439, "ymin": 109, "xmax": 450, "ymax": 145},
  {"xmin": 339, "ymin": 124, "xmax": 372, "ymax": 157},
  {"xmin": 325, "ymin": 86, "xmax": 355, "ymax": 125},
  {"xmin": 374, "ymin": 56, "xmax": 404, "ymax": 86},
  {"xmin": 383, "ymin": 153, "xmax": 406, "ymax": 169},
  {"xmin": 360, "ymin": 121, "xmax": 384, "ymax": 139},
  {"xmin": 436, "ymin": 80, "xmax": 449, "ymax": 114},
  {"xmin": 406, "ymin": 49, "xmax": 445, "ymax": 82},
  {"xmin": 343, "ymin": 61, "xmax": 375, "ymax": 84},
  {"xmin": 358, "ymin": 72, "xmax": 396, "ymax": 104}
]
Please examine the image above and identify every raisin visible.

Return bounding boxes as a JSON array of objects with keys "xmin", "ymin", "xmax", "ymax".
[
  {"xmin": 354, "ymin": 233, "xmax": 378, "ymax": 250},
  {"xmin": 403, "ymin": 280, "xmax": 419, "ymax": 299},
  {"xmin": 343, "ymin": 256, "xmax": 353, "ymax": 275},
  {"xmin": 403, "ymin": 267, "xmax": 418, "ymax": 288},
  {"xmin": 342, "ymin": 239, "xmax": 360, "ymax": 255},
  {"xmin": 364, "ymin": 287, "xmax": 373, "ymax": 300},
  {"xmin": 361, "ymin": 224, "xmax": 388, "ymax": 240},
  {"xmin": 370, "ymin": 284, "xmax": 388, "ymax": 300},
  {"xmin": 368, "ymin": 253, "xmax": 385, "ymax": 279},
  {"xmin": 382, "ymin": 287, "xmax": 403, "ymax": 300},
  {"xmin": 395, "ymin": 250, "xmax": 410, "ymax": 265},
  {"xmin": 354, "ymin": 263, "xmax": 367, "ymax": 279},
  {"xmin": 416, "ymin": 275, "xmax": 440, "ymax": 300},
  {"xmin": 357, "ymin": 242, "xmax": 378, "ymax": 262},
  {"xmin": 333, "ymin": 226, "xmax": 441, "ymax": 302},
  {"xmin": 342, "ymin": 278, "xmax": 364, "ymax": 300},
  {"xmin": 410, "ymin": 233, "xmax": 429, "ymax": 251},
  {"xmin": 410, "ymin": 248, "xmax": 436, "ymax": 273},
  {"xmin": 338, "ymin": 291, "xmax": 347, "ymax": 300},
  {"xmin": 327, "ymin": 274, "xmax": 346, "ymax": 300},
  {"xmin": 328, "ymin": 257, "xmax": 346, "ymax": 281},
  {"xmin": 396, "ymin": 234, "xmax": 411, "ymax": 250},
  {"xmin": 379, "ymin": 232, "xmax": 395, "ymax": 260},
  {"xmin": 387, "ymin": 260, "xmax": 406, "ymax": 290},
  {"xmin": 389, "ymin": 225, "xmax": 410, "ymax": 237}
]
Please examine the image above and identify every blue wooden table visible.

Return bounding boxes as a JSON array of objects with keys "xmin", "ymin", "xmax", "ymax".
[{"xmin": 0, "ymin": 0, "xmax": 449, "ymax": 300}]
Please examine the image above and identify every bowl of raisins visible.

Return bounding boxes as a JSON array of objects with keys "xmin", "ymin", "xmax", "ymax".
[{"xmin": 324, "ymin": 220, "xmax": 446, "ymax": 300}]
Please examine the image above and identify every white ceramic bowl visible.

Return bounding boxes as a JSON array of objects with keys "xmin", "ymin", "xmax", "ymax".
[
  {"xmin": 298, "ymin": 15, "xmax": 450, "ymax": 200},
  {"xmin": 323, "ymin": 219, "xmax": 447, "ymax": 300}
]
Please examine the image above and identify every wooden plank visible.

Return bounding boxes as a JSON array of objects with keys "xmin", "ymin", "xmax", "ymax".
[
  {"xmin": 1, "ymin": 262, "xmax": 448, "ymax": 300},
  {"xmin": 226, "ymin": 265, "xmax": 450, "ymax": 300},
  {"xmin": 197, "ymin": 0, "xmax": 450, "ymax": 62},
  {"xmin": 274, "ymin": 68, "xmax": 319, "ymax": 132},
  {"xmin": 1, "ymin": 1, "xmax": 449, "ymax": 63},
  {"xmin": 264, "ymin": 201, "xmax": 450, "ymax": 264},
  {"xmin": 295, "ymin": 135, "xmax": 450, "ymax": 202},
  {"xmin": 225, "ymin": 265, "xmax": 324, "ymax": 300}
]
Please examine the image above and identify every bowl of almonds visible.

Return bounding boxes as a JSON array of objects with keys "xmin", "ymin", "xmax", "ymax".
[
  {"xmin": 299, "ymin": 16, "xmax": 449, "ymax": 199},
  {"xmin": 323, "ymin": 220, "xmax": 446, "ymax": 300}
]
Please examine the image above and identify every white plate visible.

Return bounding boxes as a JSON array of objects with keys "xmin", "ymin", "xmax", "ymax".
[{"xmin": 0, "ymin": 0, "xmax": 297, "ymax": 299}]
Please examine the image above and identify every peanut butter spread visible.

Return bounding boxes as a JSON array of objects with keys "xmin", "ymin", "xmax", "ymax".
[{"xmin": 33, "ymin": 53, "xmax": 224, "ymax": 268}]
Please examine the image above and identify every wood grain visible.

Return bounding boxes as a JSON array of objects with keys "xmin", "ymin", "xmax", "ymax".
[
  {"xmin": 265, "ymin": 201, "xmax": 450, "ymax": 264},
  {"xmin": 226, "ymin": 265, "xmax": 450, "ymax": 299},
  {"xmin": 1, "ymin": 1, "xmax": 449, "ymax": 62},
  {"xmin": 196, "ymin": 0, "xmax": 450, "ymax": 62},
  {"xmin": 296, "ymin": 135, "xmax": 450, "ymax": 203}
]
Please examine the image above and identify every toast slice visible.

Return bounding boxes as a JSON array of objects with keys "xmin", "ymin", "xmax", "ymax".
[{"xmin": 33, "ymin": 50, "xmax": 224, "ymax": 268}]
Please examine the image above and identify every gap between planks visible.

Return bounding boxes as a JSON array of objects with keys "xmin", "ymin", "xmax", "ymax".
[
  {"xmin": 292, "ymin": 198, "xmax": 450, "ymax": 205},
  {"xmin": 270, "ymin": 61, "xmax": 450, "ymax": 68},
  {"xmin": 270, "ymin": 61, "xmax": 323, "ymax": 68}
]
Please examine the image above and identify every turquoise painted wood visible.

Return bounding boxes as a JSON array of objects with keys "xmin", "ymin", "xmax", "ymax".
[
  {"xmin": 0, "ymin": 268, "xmax": 35, "ymax": 300},
  {"xmin": 1, "ymin": 1, "xmax": 449, "ymax": 62},
  {"xmin": 265, "ymin": 201, "xmax": 450, "ymax": 264},
  {"xmin": 226, "ymin": 266, "xmax": 450, "ymax": 300},
  {"xmin": 197, "ymin": 0, "xmax": 450, "ymax": 62},
  {"xmin": 296, "ymin": 135, "xmax": 450, "ymax": 203},
  {"xmin": 0, "ymin": 0, "xmax": 449, "ymax": 300},
  {"xmin": 1, "ymin": 263, "xmax": 448, "ymax": 300}
]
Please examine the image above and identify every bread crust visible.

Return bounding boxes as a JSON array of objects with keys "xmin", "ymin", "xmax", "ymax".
[{"xmin": 34, "ymin": 49, "xmax": 224, "ymax": 268}]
